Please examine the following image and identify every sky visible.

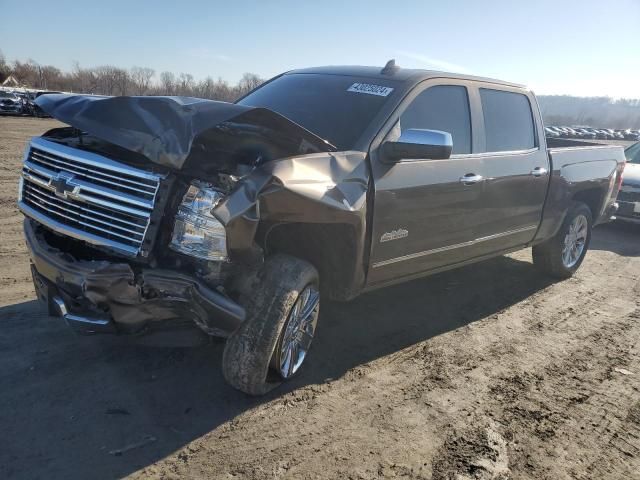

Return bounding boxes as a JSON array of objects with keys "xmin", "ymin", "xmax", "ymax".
[{"xmin": 1, "ymin": 0, "xmax": 638, "ymax": 98}]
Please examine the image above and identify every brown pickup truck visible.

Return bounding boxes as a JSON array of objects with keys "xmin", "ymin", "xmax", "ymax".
[{"xmin": 19, "ymin": 62, "xmax": 625, "ymax": 394}]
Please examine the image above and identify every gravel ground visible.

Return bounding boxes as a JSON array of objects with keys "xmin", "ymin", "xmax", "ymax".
[{"xmin": 1, "ymin": 116, "xmax": 639, "ymax": 479}]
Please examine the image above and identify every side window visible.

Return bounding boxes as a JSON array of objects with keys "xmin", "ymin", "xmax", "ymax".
[
  {"xmin": 400, "ymin": 85, "xmax": 472, "ymax": 155},
  {"xmin": 480, "ymin": 88, "xmax": 536, "ymax": 152}
]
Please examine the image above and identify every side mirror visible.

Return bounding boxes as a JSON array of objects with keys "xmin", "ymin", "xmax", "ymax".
[{"xmin": 382, "ymin": 129, "xmax": 453, "ymax": 161}]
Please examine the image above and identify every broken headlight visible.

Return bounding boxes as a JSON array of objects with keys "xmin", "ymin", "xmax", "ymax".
[{"xmin": 170, "ymin": 183, "xmax": 228, "ymax": 261}]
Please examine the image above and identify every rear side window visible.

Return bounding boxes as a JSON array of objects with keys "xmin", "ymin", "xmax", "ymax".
[
  {"xmin": 400, "ymin": 85, "xmax": 471, "ymax": 155},
  {"xmin": 480, "ymin": 89, "xmax": 536, "ymax": 152}
]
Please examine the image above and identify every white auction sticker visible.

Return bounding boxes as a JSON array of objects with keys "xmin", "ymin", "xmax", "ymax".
[{"xmin": 347, "ymin": 83, "xmax": 394, "ymax": 97}]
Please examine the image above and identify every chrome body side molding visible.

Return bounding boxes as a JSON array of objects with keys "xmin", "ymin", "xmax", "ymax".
[{"xmin": 372, "ymin": 225, "xmax": 538, "ymax": 268}]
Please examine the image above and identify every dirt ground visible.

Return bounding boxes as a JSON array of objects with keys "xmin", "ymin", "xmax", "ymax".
[{"xmin": 1, "ymin": 115, "xmax": 639, "ymax": 480}]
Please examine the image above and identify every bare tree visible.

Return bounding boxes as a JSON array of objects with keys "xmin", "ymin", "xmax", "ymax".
[
  {"xmin": 113, "ymin": 68, "xmax": 130, "ymax": 96},
  {"xmin": 70, "ymin": 62, "xmax": 99, "ymax": 94},
  {"xmin": 238, "ymin": 72, "xmax": 262, "ymax": 96},
  {"xmin": 11, "ymin": 60, "xmax": 40, "ymax": 87},
  {"xmin": 130, "ymin": 66, "xmax": 155, "ymax": 95},
  {"xmin": 1, "ymin": 55, "xmax": 268, "ymax": 101},
  {"xmin": 0, "ymin": 49, "xmax": 9, "ymax": 83},
  {"xmin": 177, "ymin": 73, "xmax": 195, "ymax": 96},
  {"xmin": 38, "ymin": 65, "xmax": 63, "ymax": 90},
  {"xmin": 159, "ymin": 71, "xmax": 176, "ymax": 95}
]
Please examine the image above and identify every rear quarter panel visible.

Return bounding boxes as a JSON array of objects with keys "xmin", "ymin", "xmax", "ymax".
[{"xmin": 534, "ymin": 145, "xmax": 625, "ymax": 242}]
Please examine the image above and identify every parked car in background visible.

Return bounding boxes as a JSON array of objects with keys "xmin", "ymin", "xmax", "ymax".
[
  {"xmin": 31, "ymin": 91, "xmax": 63, "ymax": 117},
  {"xmin": 611, "ymin": 129, "xmax": 624, "ymax": 140},
  {"xmin": 591, "ymin": 129, "xmax": 604, "ymax": 139},
  {"xmin": 594, "ymin": 129, "xmax": 611, "ymax": 140},
  {"xmin": 0, "ymin": 91, "xmax": 24, "ymax": 115},
  {"xmin": 545, "ymin": 127, "xmax": 560, "ymax": 138},
  {"xmin": 559, "ymin": 127, "xmax": 572, "ymax": 137},
  {"xmin": 623, "ymin": 129, "xmax": 640, "ymax": 141},
  {"xmin": 576, "ymin": 128, "xmax": 597, "ymax": 139},
  {"xmin": 15, "ymin": 92, "xmax": 32, "ymax": 113},
  {"xmin": 616, "ymin": 142, "xmax": 640, "ymax": 224}
]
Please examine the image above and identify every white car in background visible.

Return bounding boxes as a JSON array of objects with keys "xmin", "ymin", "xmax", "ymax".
[{"xmin": 0, "ymin": 91, "xmax": 24, "ymax": 115}]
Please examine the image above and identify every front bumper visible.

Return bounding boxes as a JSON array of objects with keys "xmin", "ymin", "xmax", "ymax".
[{"xmin": 25, "ymin": 219, "xmax": 245, "ymax": 337}]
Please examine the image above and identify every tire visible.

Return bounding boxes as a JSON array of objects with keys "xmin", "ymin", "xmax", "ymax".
[
  {"xmin": 532, "ymin": 201, "xmax": 592, "ymax": 279},
  {"xmin": 222, "ymin": 254, "xmax": 320, "ymax": 395}
]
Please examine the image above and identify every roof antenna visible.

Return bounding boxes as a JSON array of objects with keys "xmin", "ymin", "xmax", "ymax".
[{"xmin": 381, "ymin": 59, "xmax": 399, "ymax": 75}]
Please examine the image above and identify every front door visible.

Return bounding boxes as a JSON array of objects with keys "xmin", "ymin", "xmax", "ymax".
[{"xmin": 367, "ymin": 82, "xmax": 486, "ymax": 285}]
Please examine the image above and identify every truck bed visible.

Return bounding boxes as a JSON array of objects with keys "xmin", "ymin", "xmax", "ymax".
[{"xmin": 542, "ymin": 140, "xmax": 625, "ymax": 231}]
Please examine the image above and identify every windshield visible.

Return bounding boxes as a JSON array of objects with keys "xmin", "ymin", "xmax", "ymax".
[
  {"xmin": 237, "ymin": 73, "xmax": 397, "ymax": 150},
  {"xmin": 625, "ymin": 142, "xmax": 640, "ymax": 164},
  {"xmin": 0, "ymin": 92, "xmax": 17, "ymax": 98}
]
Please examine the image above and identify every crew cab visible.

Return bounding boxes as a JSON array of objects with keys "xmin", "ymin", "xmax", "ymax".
[{"xmin": 19, "ymin": 62, "xmax": 625, "ymax": 394}]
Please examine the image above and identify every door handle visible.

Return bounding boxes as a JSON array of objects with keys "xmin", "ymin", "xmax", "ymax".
[
  {"xmin": 459, "ymin": 174, "xmax": 484, "ymax": 185},
  {"xmin": 530, "ymin": 167, "xmax": 548, "ymax": 177}
]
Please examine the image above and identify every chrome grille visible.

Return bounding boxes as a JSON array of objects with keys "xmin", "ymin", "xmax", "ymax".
[{"xmin": 18, "ymin": 137, "xmax": 163, "ymax": 257}]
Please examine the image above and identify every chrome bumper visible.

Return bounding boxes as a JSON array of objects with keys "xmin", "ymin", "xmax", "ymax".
[
  {"xmin": 52, "ymin": 296, "xmax": 115, "ymax": 334},
  {"xmin": 25, "ymin": 219, "xmax": 246, "ymax": 337}
]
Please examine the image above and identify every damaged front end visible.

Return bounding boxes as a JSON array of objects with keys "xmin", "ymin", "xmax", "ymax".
[
  {"xmin": 26, "ymin": 220, "xmax": 245, "ymax": 337},
  {"xmin": 20, "ymin": 94, "xmax": 370, "ymax": 340}
]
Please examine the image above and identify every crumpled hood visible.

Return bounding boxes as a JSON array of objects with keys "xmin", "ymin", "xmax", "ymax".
[{"xmin": 36, "ymin": 94, "xmax": 335, "ymax": 170}]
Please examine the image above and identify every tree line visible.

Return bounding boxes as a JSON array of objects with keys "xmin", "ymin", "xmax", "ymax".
[
  {"xmin": 1, "ymin": 50, "xmax": 638, "ymax": 128},
  {"xmin": 0, "ymin": 50, "xmax": 262, "ymax": 102}
]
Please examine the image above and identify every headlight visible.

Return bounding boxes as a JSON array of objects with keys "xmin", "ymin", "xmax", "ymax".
[{"xmin": 170, "ymin": 182, "xmax": 228, "ymax": 261}]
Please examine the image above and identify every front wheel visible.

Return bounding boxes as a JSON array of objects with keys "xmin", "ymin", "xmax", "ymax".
[
  {"xmin": 222, "ymin": 255, "xmax": 320, "ymax": 395},
  {"xmin": 532, "ymin": 201, "xmax": 592, "ymax": 279}
]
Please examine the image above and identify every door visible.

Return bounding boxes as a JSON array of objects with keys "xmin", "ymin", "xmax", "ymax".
[
  {"xmin": 367, "ymin": 82, "xmax": 486, "ymax": 285},
  {"xmin": 470, "ymin": 86, "xmax": 549, "ymax": 253}
]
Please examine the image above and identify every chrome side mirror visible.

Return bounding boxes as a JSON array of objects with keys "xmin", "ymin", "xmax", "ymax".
[{"xmin": 382, "ymin": 129, "xmax": 453, "ymax": 161}]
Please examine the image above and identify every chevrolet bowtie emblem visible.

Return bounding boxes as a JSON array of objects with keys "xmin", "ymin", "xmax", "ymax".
[{"xmin": 49, "ymin": 172, "xmax": 77, "ymax": 199}]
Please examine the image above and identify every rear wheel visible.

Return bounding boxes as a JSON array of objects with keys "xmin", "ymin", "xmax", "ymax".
[
  {"xmin": 533, "ymin": 201, "xmax": 592, "ymax": 278},
  {"xmin": 222, "ymin": 255, "xmax": 320, "ymax": 395}
]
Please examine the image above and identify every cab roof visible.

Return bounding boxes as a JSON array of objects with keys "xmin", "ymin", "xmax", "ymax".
[{"xmin": 286, "ymin": 64, "xmax": 527, "ymax": 91}]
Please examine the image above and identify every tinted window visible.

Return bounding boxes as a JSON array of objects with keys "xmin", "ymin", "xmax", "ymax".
[
  {"xmin": 238, "ymin": 74, "xmax": 396, "ymax": 150},
  {"xmin": 400, "ymin": 85, "xmax": 471, "ymax": 154},
  {"xmin": 480, "ymin": 89, "xmax": 535, "ymax": 152}
]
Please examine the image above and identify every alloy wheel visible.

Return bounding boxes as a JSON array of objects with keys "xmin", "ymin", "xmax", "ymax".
[
  {"xmin": 562, "ymin": 214, "xmax": 588, "ymax": 268},
  {"xmin": 276, "ymin": 285, "xmax": 320, "ymax": 379}
]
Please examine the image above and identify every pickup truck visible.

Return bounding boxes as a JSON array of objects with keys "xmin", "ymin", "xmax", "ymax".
[{"xmin": 19, "ymin": 62, "xmax": 625, "ymax": 395}]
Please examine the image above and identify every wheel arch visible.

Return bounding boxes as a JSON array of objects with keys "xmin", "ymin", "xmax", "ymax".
[
  {"xmin": 571, "ymin": 187, "xmax": 605, "ymax": 221},
  {"xmin": 263, "ymin": 222, "xmax": 365, "ymax": 301}
]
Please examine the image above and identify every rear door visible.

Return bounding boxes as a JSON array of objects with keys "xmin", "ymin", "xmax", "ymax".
[
  {"xmin": 367, "ymin": 80, "xmax": 486, "ymax": 285},
  {"xmin": 469, "ymin": 85, "xmax": 549, "ymax": 253}
]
